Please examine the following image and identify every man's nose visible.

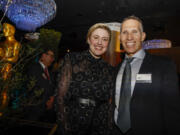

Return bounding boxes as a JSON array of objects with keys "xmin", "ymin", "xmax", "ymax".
[{"xmin": 127, "ymin": 33, "xmax": 133, "ymax": 40}]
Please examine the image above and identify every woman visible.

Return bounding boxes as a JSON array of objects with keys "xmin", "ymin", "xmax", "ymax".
[{"xmin": 55, "ymin": 23, "xmax": 114, "ymax": 135}]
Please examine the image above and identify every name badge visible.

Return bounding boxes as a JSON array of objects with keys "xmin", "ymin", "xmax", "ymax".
[{"xmin": 136, "ymin": 74, "xmax": 152, "ymax": 83}]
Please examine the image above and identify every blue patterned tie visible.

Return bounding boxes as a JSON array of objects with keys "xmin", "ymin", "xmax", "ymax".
[{"xmin": 117, "ymin": 57, "xmax": 134, "ymax": 133}]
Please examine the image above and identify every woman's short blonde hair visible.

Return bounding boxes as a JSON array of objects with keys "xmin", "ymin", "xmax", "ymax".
[{"xmin": 86, "ymin": 23, "xmax": 111, "ymax": 43}]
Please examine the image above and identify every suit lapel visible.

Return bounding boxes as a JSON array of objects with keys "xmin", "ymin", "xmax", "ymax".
[
  {"xmin": 132, "ymin": 52, "xmax": 153, "ymax": 99},
  {"xmin": 38, "ymin": 62, "xmax": 52, "ymax": 82},
  {"xmin": 138, "ymin": 52, "xmax": 152, "ymax": 73}
]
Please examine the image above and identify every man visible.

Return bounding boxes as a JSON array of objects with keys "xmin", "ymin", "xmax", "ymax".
[
  {"xmin": 113, "ymin": 16, "xmax": 180, "ymax": 135},
  {"xmin": 25, "ymin": 48, "xmax": 56, "ymax": 122}
]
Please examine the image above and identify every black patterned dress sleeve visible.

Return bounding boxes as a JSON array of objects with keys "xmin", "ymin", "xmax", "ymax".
[{"xmin": 55, "ymin": 53, "xmax": 72, "ymax": 134}]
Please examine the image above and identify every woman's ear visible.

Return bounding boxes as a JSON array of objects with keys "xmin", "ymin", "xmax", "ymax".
[{"xmin": 87, "ymin": 38, "xmax": 90, "ymax": 45}]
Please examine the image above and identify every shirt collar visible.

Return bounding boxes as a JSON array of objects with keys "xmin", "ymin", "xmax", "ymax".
[
  {"xmin": 125, "ymin": 49, "xmax": 145, "ymax": 60},
  {"xmin": 39, "ymin": 61, "xmax": 46, "ymax": 70}
]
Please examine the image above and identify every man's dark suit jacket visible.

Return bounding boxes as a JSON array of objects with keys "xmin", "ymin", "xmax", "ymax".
[
  {"xmin": 25, "ymin": 62, "xmax": 55, "ymax": 121},
  {"xmin": 112, "ymin": 52, "xmax": 180, "ymax": 135}
]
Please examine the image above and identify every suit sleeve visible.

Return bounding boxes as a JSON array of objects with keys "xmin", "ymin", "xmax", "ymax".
[
  {"xmin": 162, "ymin": 59, "xmax": 180, "ymax": 134},
  {"xmin": 26, "ymin": 63, "xmax": 50, "ymax": 105}
]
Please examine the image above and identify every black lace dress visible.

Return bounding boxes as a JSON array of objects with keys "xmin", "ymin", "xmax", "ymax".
[{"xmin": 55, "ymin": 50, "xmax": 114, "ymax": 135}]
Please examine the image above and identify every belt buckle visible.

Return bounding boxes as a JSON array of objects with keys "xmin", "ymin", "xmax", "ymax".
[
  {"xmin": 85, "ymin": 99, "xmax": 90, "ymax": 106},
  {"xmin": 91, "ymin": 100, "xmax": 95, "ymax": 106},
  {"xmin": 89, "ymin": 99, "xmax": 95, "ymax": 106},
  {"xmin": 79, "ymin": 98, "xmax": 95, "ymax": 107}
]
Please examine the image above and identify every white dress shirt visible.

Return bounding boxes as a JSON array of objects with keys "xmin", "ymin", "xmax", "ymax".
[{"xmin": 114, "ymin": 49, "xmax": 146, "ymax": 124}]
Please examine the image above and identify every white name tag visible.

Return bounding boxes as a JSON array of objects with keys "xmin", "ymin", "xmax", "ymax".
[{"xmin": 136, "ymin": 74, "xmax": 152, "ymax": 83}]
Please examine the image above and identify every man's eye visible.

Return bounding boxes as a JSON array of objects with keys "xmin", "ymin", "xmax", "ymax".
[
  {"xmin": 122, "ymin": 31, "xmax": 127, "ymax": 34},
  {"xmin": 132, "ymin": 30, "xmax": 138, "ymax": 33}
]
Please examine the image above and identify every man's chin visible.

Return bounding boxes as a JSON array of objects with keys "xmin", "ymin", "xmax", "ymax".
[{"xmin": 126, "ymin": 51, "xmax": 135, "ymax": 57}]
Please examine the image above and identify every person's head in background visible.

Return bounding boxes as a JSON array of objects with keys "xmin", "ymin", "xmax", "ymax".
[
  {"xmin": 120, "ymin": 15, "xmax": 146, "ymax": 57},
  {"xmin": 86, "ymin": 23, "xmax": 111, "ymax": 59},
  {"xmin": 39, "ymin": 47, "xmax": 55, "ymax": 68}
]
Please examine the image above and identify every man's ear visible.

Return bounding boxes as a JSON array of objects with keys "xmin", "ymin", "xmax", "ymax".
[
  {"xmin": 141, "ymin": 32, "xmax": 146, "ymax": 41},
  {"xmin": 42, "ymin": 53, "xmax": 46, "ymax": 57},
  {"xmin": 41, "ymin": 53, "xmax": 46, "ymax": 60}
]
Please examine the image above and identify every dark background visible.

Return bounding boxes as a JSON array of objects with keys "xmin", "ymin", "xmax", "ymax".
[
  {"xmin": 1, "ymin": 1, "xmax": 180, "ymax": 134},
  {"xmin": 49, "ymin": 0, "xmax": 180, "ymax": 53},
  {"xmin": 1, "ymin": 0, "xmax": 180, "ymax": 55}
]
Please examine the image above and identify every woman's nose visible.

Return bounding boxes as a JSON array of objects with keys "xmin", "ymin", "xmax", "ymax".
[{"xmin": 98, "ymin": 39, "xmax": 102, "ymax": 44}]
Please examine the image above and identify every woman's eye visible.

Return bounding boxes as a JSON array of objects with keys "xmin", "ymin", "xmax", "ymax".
[
  {"xmin": 122, "ymin": 31, "xmax": 127, "ymax": 34},
  {"xmin": 93, "ymin": 36, "xmax": 98, "ymax": 39},
  {"xmin": 103, "ymin": 38, "xmax": 109, "ymax": 41}
]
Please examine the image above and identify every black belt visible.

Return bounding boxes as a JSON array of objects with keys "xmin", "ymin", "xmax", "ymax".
[{"xmin": 78, "ymin": 98, "xmax": 96, "ymax": 107}]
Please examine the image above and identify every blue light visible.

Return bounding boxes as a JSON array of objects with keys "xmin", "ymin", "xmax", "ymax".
[
  {"xmin": 0, "ymin": 0, "xmax": 57, "ymax": 32},
  {"xmin": 142, "ymin": 39, "xmax": 172, "ymax": 49}
]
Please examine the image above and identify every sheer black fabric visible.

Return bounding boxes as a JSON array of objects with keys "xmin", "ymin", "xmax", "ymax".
[{"xmin": 55, "ymin": 50, "xmax": 114, "ymax": 135}]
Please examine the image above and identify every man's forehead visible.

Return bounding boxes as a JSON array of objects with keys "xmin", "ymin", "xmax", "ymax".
[{"xmin": 121, "ymin": 20, "xmax": 141, "ymax": 30}]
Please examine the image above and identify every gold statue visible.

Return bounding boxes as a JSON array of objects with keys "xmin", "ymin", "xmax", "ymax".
[
  {"xmin": 0, "ymin": 23, "xmax": 21, "ymax": 114},
  {"xmin": 0, "ymin": 23, "xmax": 21, "ymax": 80}
]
